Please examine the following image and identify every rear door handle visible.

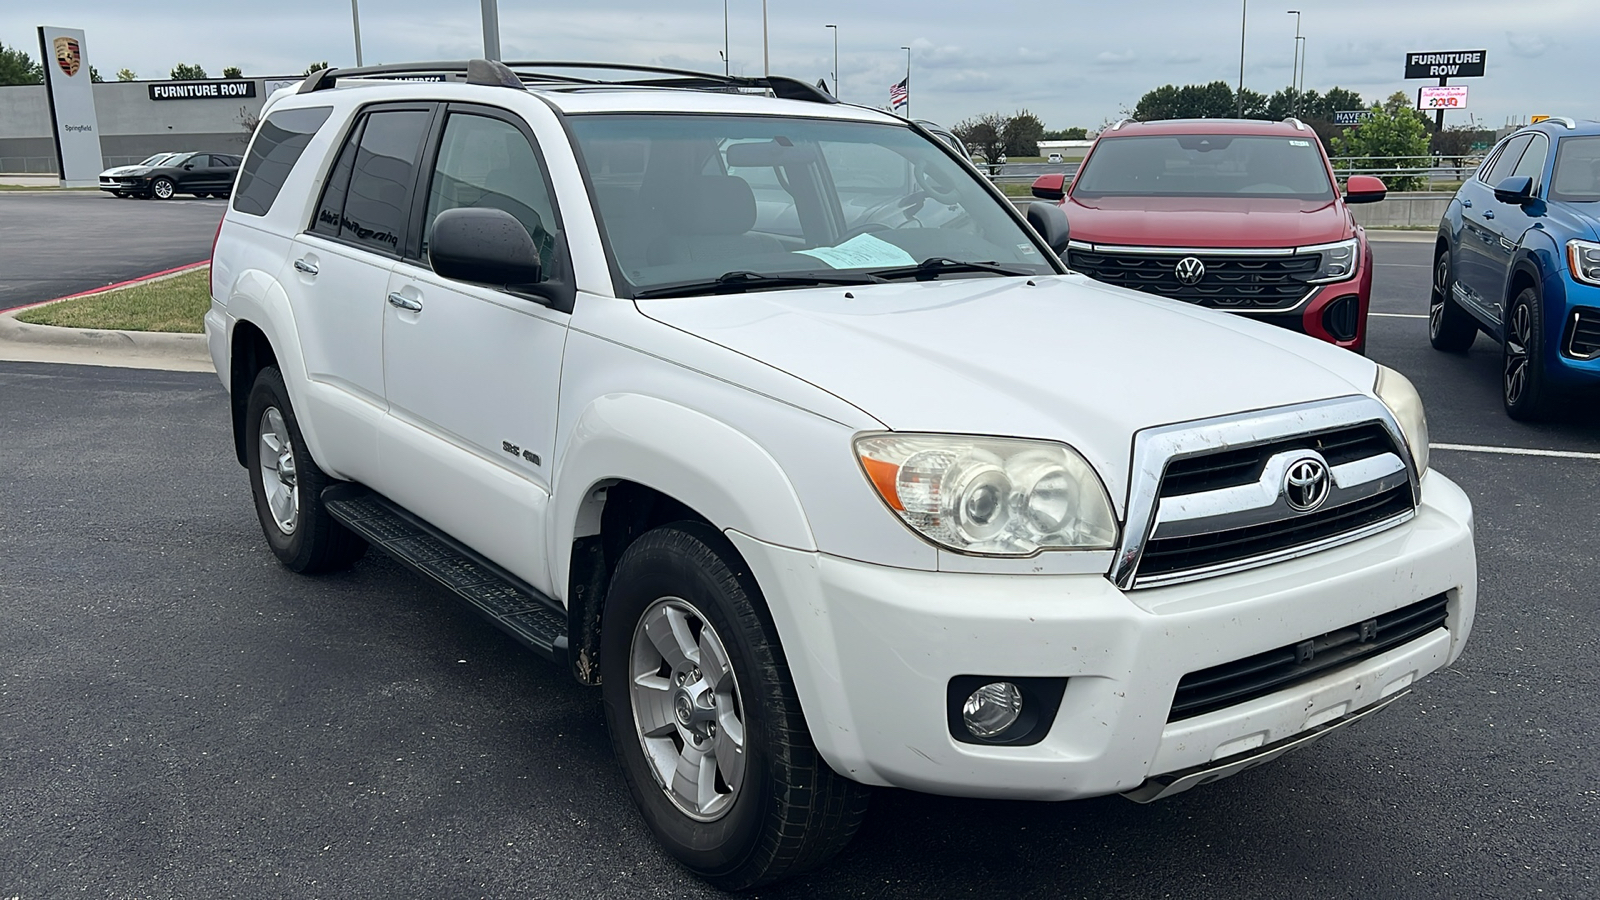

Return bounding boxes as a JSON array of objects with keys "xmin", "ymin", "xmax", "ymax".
[
  {"xmin": 293, "ymin": 259, "xmax": 319, "ymax": 275},
  {"xmin": 387, "ymin": 292, "xmax": 422, "ymax": 312},
  {"xmin": 1482, "ymin": 210, "xmax": 1495, "ymax": 220}
]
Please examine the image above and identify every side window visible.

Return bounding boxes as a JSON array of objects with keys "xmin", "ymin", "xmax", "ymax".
[
  {"xmin": 1510, "ymin": 133, "xmax": 1550, "ymax": 192},
  {"xmin": 313, "ymin": 117, "xmax": 364, "ymax": 237},
  {"xmin": 1481, "ymin": 135, "xmax": 1532, "ymax": 187},
  {"xmin": 423, "ymin": 112, "xmax": 559, "ymax": 273}
]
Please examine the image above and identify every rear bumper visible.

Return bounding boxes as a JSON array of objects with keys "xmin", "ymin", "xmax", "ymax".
[{"xmin": 732, "ymin": 470, "xmax": 1474, "ymax": 801}]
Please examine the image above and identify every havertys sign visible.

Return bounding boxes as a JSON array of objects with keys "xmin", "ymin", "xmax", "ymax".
[
  {"xmin": 149, "ymin": 79, "xmax": 258, "ymax": 101},
  {"xmin": 1405, "ymin": 50, "xmax": 1486, "ymax": 79}
]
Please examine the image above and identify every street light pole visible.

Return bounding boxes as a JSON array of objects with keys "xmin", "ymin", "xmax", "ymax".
[
  {"xmin": 825, "ymin": 24, "xmax": 838, "ymax": 97},
  {"xmin": 1237, "ymin": 0, "xmax": 1248, "ymax": 117},
  {"xmin": 901, "ymin": 45, "xmax": 911, "ymax": 119},
  {"xmin": 350, "ymin": 0, "xmax": 364, "ymax": 66},
  {"xmin": 723, "ymin": 0, "xmax": 730, "ymax": 76},
  {"xmin": 1286, "ymin": 9, "xmax": 1300, "ymax": 115},
  {"xmin": 481, "ymin": 0, "xmax": 501, "ymax": 61},
  {"xmin": 1297, "ymin": 35, "xmax": 1306, "ymax": 96},
  {"xmin": 762, "ymin": 0, "xmax": 770, "ymax": 76}
]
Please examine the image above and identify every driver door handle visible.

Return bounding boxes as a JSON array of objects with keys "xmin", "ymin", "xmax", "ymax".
[
  {"xmin": 387, "ymin": 292, "xmax": 422, "ymax": 312},
  {"xmin": 1482, "ymin": 210, "xmax": 1495, "ymax": 219},
  {"xmin": 293, "ymin": 259, "xmax": 319, "ymax": 275}
]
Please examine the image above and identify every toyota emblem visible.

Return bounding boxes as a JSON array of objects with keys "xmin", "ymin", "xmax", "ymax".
[
  {"xmin": 1284, "ymin": 458, "xmax": 1331, "ymax": 512},
  {"xmin": 1174, "ymin": 256, "xmax": 1206, "ymax": 285}
]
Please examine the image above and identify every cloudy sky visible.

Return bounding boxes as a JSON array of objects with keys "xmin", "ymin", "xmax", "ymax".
[{"xmin": 4, "ymin": 1, "xmax": 1591, "ymax": 130}]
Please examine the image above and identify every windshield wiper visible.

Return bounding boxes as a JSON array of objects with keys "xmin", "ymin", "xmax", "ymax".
[
  {"xmin": 869, "ymin": 257, "xmax": 1035, "ymax": 281},
  {"xmin": 633, "ymin": 270, "xmax": 885, "ymax": 299}
]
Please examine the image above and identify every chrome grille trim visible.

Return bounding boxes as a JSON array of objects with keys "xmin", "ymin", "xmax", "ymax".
[{"xmin": 1111, "ymin": 396, "xmax": 1420, "ymax": 591}]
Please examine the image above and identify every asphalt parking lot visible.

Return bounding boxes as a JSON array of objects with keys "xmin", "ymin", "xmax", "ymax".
[
  {"xmin": 2, "ymin": 195, "xmax": 1597, "ymax": 898},
  {"xmin": 0, "ymin": 192, "xmax": 225, "ymax": 311}
]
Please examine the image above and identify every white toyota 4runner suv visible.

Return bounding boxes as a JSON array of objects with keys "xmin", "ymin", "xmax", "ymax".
[{"xmin": 209, "ymin": 60, "xmax": 1476, "ymax": 889}]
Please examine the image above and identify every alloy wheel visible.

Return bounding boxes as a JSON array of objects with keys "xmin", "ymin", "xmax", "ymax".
[
  {"xmin": 628, "ymin": 596, "xmax": 747, "ymax": 822},
  {"xmin": 1429, "ymin": 255, "xmax": 1448, "ymax": 338},
  {"xmin": 153, "ymin": 179, "xmax": 174, "ymax": 200},
  {"xmin": 1504, "ymin": 299, "xmax": 1532, "ymax": 407},
  {"xmin": 257, "ymin": 407, "xmax": 299, "ymax": 534}
]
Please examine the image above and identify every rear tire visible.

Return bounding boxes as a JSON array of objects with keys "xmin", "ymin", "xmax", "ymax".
[
  {"xmin": 600, "ymin": 522, "xmax": 869, "ymax": 890},
  {"xmin": 1502, "ymin": 286, "xmax": 1556, "ymax": 420},
  {"xmin": 1429, "ymin": 250, "xmax": 1476, "ymax": 353},
  {"xmin": 245, "ymin": 366, "xmax": 367, "ymax": 573}
]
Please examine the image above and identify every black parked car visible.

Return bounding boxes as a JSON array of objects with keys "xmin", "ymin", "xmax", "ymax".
[{"xmin": 98, "ymin": 151, "xmax": 242, "ymax": 200}]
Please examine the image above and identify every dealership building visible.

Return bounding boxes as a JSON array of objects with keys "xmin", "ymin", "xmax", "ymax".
[{"xmin": 0, "ymin": 75, "xmax": 293, "ymax": 179}]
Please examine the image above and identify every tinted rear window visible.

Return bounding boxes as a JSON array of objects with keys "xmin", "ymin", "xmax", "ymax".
[
  {"xmin": 232, "ymin": 106, "xmax": 333, "ymax": 216},
  {"xmin": 1074, "ymin": 134, "xmax": 1335, "ymax": 201}
]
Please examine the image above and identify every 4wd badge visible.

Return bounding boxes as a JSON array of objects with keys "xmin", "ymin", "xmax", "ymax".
[{"xmin": 53, "ymin": 36, "xmax": 81, "ymax": 78}]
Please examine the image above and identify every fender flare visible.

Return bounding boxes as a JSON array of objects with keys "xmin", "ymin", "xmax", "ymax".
[
  {"xmin": 224, "ymin": 268, "xmax": 335, "ymax": 470},
  {"xmin": 547, "ymin": 393, "xmax": 816, "ymax": 597}
]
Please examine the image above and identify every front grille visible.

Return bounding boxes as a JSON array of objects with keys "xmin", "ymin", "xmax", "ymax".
[
  {"xmin": 1169, "ymin": 592, "xmax": 1449, "ymax": 721},
  {"xmin": 1070, "ymin": 248, "xmax": 1319, "ymax": 311},
  {"xmin": 1565, "ymin": 308, "xmax": 1600, "ymax": 359},
  {"xmin": 1139, "ymin": 484, "xmax": 1413, "ymax": 580},
  {"xmin": 1159, "ymin": 423, "xmax": 1397, "ymax": 498}
]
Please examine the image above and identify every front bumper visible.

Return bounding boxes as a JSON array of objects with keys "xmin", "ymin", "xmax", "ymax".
[{"xmin": 731, "ymin": 469, "xmax": 1474, "ymax": 801}]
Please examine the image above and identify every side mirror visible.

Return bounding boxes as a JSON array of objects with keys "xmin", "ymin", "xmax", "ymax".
[
  {"xmin": 1026, "ymin": 201, "xmax": 1071, "ymax": 256},
  {"xmin": 1493, "ymin": 175, "xmax": 1536, "ymax": 205},
  {"xmin": 1031, "ymin": 173, "xmax": 1067, "ymax": 202},
  {"xmin": 429, "ymin": 207, "xmax": 543, "ymax": 287},
  {"xmin": 1343, "ymin": 174, "xmax": 1387, "ymax": 205},
  {"xmin": 183, "ymin": 164, "xmax": 195, "ymax": 170}
]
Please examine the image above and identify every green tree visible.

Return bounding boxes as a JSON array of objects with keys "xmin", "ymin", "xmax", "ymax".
[
  {"xmin": 170, "ymin": 62, "xmax": 208, "ymax": 80},
  {"xmin": 1003, "ymin": 110, "xmax": 1045, "ymax": 157},
  {"xmin": 222, "ymin": 65, "xmax": 242, "ymax": 78},
  {"xmin": 0, "ymin": 40, "xmax": 43, "ymax": 85},
  {"xmin": 303, "ymin": 61, "xmax": 329, "ymax": 77},
  {"xmin": 1331, "ymin": 92, "xmax": 1432, "ymax": 191},
  {"xmin": 116, "ymin": 67, "xmax": 137, "ymax": 81},
  {"xmin": 952, "ymin": 113, "xmax": 1009, "ymax": 171},
  {"xmin": 1132, "ymin": 81, "xmax": 1237, "ymax": 120},
  {"xmin": 1042, "ymin": 126, "xmax": 1089, "ymax": 141}
]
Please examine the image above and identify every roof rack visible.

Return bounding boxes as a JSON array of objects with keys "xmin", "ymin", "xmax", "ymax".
[
  {"xmin": 299, "ymin": 58, "xmax": 838, "ymax": 105},
  {"xmin": 1109, "ymin": 118, "xmax": 1133, "ymax": 131},
  {"xmin": 1283, "ymin": 117, "xmax": 1307, "ymax": 131},
  {"xmin": 1540, "ymin": 117, "xmax": 1578, "ymax": 129}
]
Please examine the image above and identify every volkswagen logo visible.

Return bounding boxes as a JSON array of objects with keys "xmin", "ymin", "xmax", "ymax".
[
  {"xmin": 1284, "ymin": 458, "xmax": 1332, "ymax": 512},
  {"xmin": 1174, "ymin": 256, "xmax": 1206, "ymax": 285}
]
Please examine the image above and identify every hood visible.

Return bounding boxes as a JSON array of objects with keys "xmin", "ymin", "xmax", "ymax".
[
  {"xmin": 101, "ymin": 165, "xmax": 140, "ymax": 176},
  {"xmin": 1544, "ymin": 201, "xmax": 1600, "ymax": 243},
  {"xmin": 1065, "ymin": 195, "xmax": 1352, "ymax": 248},
  {"xmin": 638, "ymin": 275, "xmax": 1377, "ymax": 508}
]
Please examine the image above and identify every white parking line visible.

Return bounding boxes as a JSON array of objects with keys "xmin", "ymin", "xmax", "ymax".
[
  {"xmin": 1372, "ymin": 313, "xmax": 1428, "ymax": 319},
  {"xmin": 1434, "ymin": 443, "xmax": 1600, "ymax": 461}
]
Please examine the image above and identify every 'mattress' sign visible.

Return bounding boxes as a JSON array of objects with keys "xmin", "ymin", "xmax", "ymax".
[
  {"xmin": 1404, "ymin": 50, "xmax": 1486, "ymax": 79},
  {"xmin": 148, "ymin": 79, "xmax": 258, "ymax": 101}
]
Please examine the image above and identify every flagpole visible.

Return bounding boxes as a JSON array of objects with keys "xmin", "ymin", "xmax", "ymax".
[{"xmin": 901, "ymin": 45, "xmax": 911, "ymax": 119}]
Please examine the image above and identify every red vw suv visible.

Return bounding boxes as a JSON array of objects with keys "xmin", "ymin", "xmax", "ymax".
[{"xmin": 1033, "ymin": 119, "xmax": 1386, "ymax": 352}]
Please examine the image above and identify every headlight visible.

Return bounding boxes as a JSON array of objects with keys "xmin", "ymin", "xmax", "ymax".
[
  {"xmin": 1374, "ymin": 366, "xmax": 1429, "ymax": 474},
  {"xmin": 1566, "ymin": 239, "xmax": 1600, "ymax": 286},
  {"xmin": 855, "ymin": 433, "xmax": 1118, "ymax": 555},
  {"xmin": 1304, "ymin": 238, "xmax": 1359, "ymax": 283}
]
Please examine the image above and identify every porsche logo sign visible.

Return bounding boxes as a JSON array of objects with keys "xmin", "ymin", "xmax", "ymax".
[{"xmin": 53, "ymin": 36, "xmax": 81, "ymax": 78}]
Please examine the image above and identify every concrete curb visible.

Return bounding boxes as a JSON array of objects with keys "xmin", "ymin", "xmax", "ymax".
[{"xmin": 0, "ymin": 264, "xmax": 214, "ymax": 373}]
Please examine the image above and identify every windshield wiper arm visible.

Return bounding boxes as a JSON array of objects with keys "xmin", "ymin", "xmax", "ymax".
[
  {"xmin": 633, "ymin": 270, "xmax": 884, "ymax": 299},
  {"xmin": 869, "ymin": 257, "xmax": 1034, "ymax": 281}
]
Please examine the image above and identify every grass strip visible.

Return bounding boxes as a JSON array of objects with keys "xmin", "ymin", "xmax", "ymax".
[{"xmin": 17, "ymin": 267, "xmax": 210, "ymax": 334}]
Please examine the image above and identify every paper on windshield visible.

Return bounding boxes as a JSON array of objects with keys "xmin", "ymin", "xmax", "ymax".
[{"xmin": 796, "ymin": 234, "xmax": 917, "ymax": 270}]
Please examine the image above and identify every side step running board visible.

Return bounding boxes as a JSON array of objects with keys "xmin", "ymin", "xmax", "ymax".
[{"xmin": 323, "ymin": 484, "xmax": 569, "ymax": 666}]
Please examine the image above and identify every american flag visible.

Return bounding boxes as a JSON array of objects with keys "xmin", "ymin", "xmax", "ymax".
[{"xmin": 889, "ymin": 77, "xmax": 909, "ymax": 111}]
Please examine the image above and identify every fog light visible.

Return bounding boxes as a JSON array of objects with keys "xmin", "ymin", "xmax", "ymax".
[{"xmin": 962, "ymin": 682, "xmax": 1023, "ymax": 738}]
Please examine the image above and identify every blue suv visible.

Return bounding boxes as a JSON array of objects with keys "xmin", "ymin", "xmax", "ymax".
[{"xmin": 1431, "ymin": 118, "xmax": 1600, "ymax": 419}]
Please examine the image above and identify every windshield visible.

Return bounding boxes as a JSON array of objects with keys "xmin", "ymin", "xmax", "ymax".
[
  {"xmin": 567, "ymin": 114, "xmax": 1055, "ymax": 296},
  {"xmin": 138, "ymin": 153, "xmax": 176, "ymax": 167},
  {"xmin": 1074, "ymin": 134, "xmax": 1336, "ymax": 201},
  {"xmin": 1550, "ymin": 136, "xmax": 1600, "ymax": 202}
]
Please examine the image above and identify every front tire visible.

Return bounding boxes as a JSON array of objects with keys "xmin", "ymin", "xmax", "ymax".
[
  {"xmin": 1429, "ymin": 250, "xmax": 1476, "ymax": 352},
  {"xmin": 245, "ymin": 366, "xmax": 366, "ymax": 572},
  {"xmin": 151, "ymin": 177, "xmax": 175, "ymax": 200},
  {"xmin": 600, "ymin": 523, "xmax": 869, "ymax": 890},
  {"xmin": 1502, "ymin": 286, "xmax": 1555, "ymax": 420}
]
